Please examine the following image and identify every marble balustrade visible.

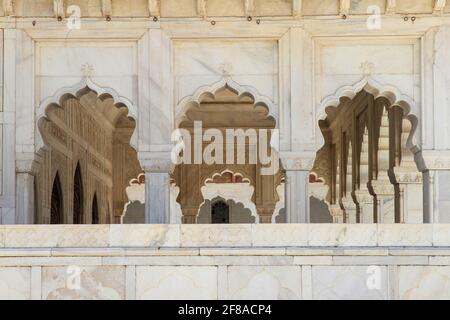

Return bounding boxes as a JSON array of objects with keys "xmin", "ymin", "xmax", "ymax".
[{"xmin": 0, "ymin": 224, "xmax": 448, "ymax": 299}]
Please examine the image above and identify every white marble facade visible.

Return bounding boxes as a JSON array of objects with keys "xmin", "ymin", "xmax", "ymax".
[
  {"xmin": 0, "ymin": 1, "xmax": 450, "ymax": 225},
  {"xmin": 0, "ymin": 224, "xmax": 448, "ymax": 300}
]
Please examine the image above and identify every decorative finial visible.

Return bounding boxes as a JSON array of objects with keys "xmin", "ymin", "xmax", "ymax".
[
  {"xmin": 218, "ymin": 62, "xmax": 233, "ymax": 76},
  {"xmin": 359, "ymin": 61, "xmax": 375, "ymax": 75},
  {"xmin": 81, "ymin": 63, "xmax": 94, "ymax": 78}
]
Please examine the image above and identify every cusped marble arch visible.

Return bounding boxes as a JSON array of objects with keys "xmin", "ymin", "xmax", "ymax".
[
  {"xmin": 36, "ymin": 77, "xmax": 139, "ymax": 153},
  {"xmin": 316, "ymin": 76, "xmax": 420, "ymax": 154},
  {"xmin": 175, "ymin": 76, "xmax": 278, "ymax": 128}
]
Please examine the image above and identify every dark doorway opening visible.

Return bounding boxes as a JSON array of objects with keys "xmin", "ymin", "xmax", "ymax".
[
  {"xmin": 211, "ymin": 200, "xmax": 230, "ymax": 224},
  {"xmin": 51, "ymin": 173, "xmax": 63, "ymax": 224},
  {"xmin": 73, "ymin": 163, "xmax": 84, "ymax": 224},
  {"xmin": 92, "ymin": 193, "xmax": 99, "ymax": 224}
]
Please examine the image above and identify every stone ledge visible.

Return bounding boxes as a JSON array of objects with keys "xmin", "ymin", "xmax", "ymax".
[{"xmin": 0, "ymin": 224, "xmax": 448, "ymax": 248}]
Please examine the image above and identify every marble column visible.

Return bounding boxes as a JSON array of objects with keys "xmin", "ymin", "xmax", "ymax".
[
  {"xmin": 423, "ymin": 169, "xmax": 441, "ymax": 224},
  {"xmin": 16, "ymin": 172, "xmax": 35, "ymax": 224},
  {"xmin": 329, "ymin": 205, "xmax": 344, "ymax": 223},
  {"xmin": 397, "ymin": 179, "xmax": 423, "ymax": 223},
  {"xmin": 145, "ymin": 171, "xmax": 170, "ymax": 224},
  {"xmin": 419, "ymin": 152, "xmax": 450, "ymax": 223},
  {"xmin": 285, "ymin": 170, "xmax": 310, "ymax": 223}
]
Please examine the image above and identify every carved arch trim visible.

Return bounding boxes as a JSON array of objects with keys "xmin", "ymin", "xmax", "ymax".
[
  {"xmin": 199, "ymin": 169, "xmax": 259, "ymax": 223},
  {"xmin": 36, "ymin": 77, "xmax": 139, "ymax": 154},
  {"xmin": 175, "ymin": 76, "xmax": 278, "ymax": 128},
  {"xmin": 316, "ymin": 76, "xmax": 420, "ymax": 155}
]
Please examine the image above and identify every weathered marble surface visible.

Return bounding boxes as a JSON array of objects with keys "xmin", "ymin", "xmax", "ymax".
[
  {"xmin": 136, "ymin": 266, "xmax": 217, "ymax": 300},
  {"xmin": 311, "ymin": 266, "xmax": 388, "ymax": 300},
  {"xmin": 42, "ymin": 266, "xmax": 125, "ymax": 300},
  {"xmin": 226, "ymin": 266, "xmax": 302, "ymax": 300},
  {"xmin": 398, "ymin": 266, "xmax": 450, "ymax": 300},
  {"xmin": 0, "ymin": 225, "xmax": 447, "ymax": 299},
  {"xmin": 0, "ymin": 224, "xmax": 448, "ymax": 248},
  {"xmin": 0, "ymin": 267, "xmax": 30, "ymax": 300}
]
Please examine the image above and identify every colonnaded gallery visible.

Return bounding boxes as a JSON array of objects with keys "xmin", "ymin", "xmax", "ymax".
[{"xmin": 0, "ymin": 0, "xmax": 449, "ymax": 300}]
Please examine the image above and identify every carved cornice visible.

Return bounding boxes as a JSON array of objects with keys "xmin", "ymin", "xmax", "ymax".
[
  {"xmin": 386, "ymin": 0, "xmax": 396, "ymax": 15},
  {"xmin": 197, "ymin": 0, "xmax": 207, "ymax": 18},
  {"xmin": 53, "ymin": 0, "xmax": 64, "ymax": 18},
  {"xmin": 339, "ymin": 0, "xmax": 351, "ymax": 17},
  {"xmin": 244, "ymin": 0, "xmax": 254, "ymax": 17},
  {"xmin": 292, "ymin": 0, "xmax": 302, "ymax": 18},
  {"xmin": 434, "ymin": 0, "xmax": 446, "ymax": 14},
  {"xmin": 3, "ymin": 0, "xmax": 14, "ymax": 16},
  {"xmin": 148, "ymin": 0, "xmax": 160, "ymax": 17},
  {"xmin": 101, "ymin": 0, "xmax": 112, "ymax": 17}
]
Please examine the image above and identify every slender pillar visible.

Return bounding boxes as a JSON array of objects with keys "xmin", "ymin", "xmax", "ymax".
[
  {"xmin": 145, "ymin": 167, "xmax": 171, "ymax": 224},
  {"xmin": 285, "ymin": 170, "xmax": 310, "ymax": 223},
  {"xmin": 329, "ymin": 205, "xmax": 344, "ymax": 223},
  {"xmin": 421, "ymin": 152, "xmax": 450, "ymax": 224},
  {"xmin": 16, "ymin": 172, "xmax": 35, "ymax": 224}
]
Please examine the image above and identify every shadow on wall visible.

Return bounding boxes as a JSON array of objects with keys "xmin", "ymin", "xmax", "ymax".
[
  {"xmin": 197, "ymin": 199, "xmax": 255, "ymax": 224},
  {"xmin": 122, "ymin": 201, "xmax": 145, "ymax": 224},
  {"xmin": 121, "ymin": 197, "xmax": 332, "ymax": 224},
  {"xmin": 310, "ymin": 196, "xmax": 333, "ymax": 223}
]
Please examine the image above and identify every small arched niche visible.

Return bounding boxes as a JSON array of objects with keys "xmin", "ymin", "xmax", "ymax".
[{"xmin": 50, "ymin": 172, "xmax": 63, "ymax": 225}]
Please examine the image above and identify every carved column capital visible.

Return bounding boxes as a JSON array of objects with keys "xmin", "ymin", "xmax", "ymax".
[
  {"xmin": 280, "ymin": 152, "xmax": 315, "ymax": 171},
  {"xmin": 329, "ymin": 204, "xmax": 344, "ymax": 223},
  {"xmin": 142, "ymin": 160, "xmax": 175, "ymax": 173},
  {"xmin": 369, "ymin": 180, "xmax": 395, "ymax": 196},
  {"xmin": 421, "ymin": 150, "xmax": 450, "ymax": 170},
  {"xmin": 392, "ymin": 167, "xmax": 423, "ymax": 184},
  {"xmin": 181, "ymin": 208, "xmax": 198, "ymax": 224},
  {"xmin": 353, "ymin": 189, "xmax": 374, "ymax": 205},
  {"xmin": 140, "ymin": 151, "xmax": 175, "ymax": 173}
]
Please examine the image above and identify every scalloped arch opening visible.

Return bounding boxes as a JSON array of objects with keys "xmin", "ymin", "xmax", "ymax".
[
  {"xmin": 178, "ymin": 83, "xmax": 275, "ymax": 129},
  {"xmin": 34, "ymin": 85, "xmax": 142, "ymax": 225}
]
